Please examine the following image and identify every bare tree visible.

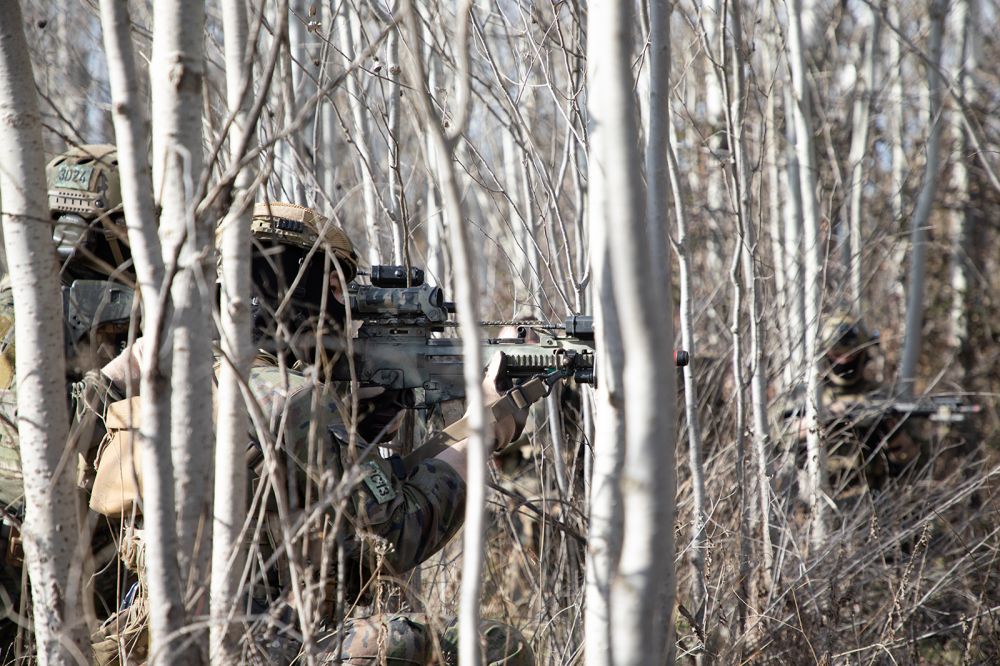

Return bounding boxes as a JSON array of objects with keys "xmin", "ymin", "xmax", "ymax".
[
  {"xmin": 588, "ymin": 1, "xmax": 677, "ymax": 662},
  {"xmin": 401, "ymin": 1, "xmax": 486, "ymax": 662},
  {"xmin": 846, "ymin": 8, "xmax": 880, "ymax": 312},
  {"xmin": 899, "ymin": 0, "xmax": 947, "ymax": 398},
  {"xmin": 665, "ymin": 17, "xmax": 709, "ymax": 656},
  {"xmin": 149, "ymin": 0, "xmax": 211, "ymax": 659},
  {"xmin": 947, "ymin": 0, "xmax": 979, "ymax": 365},
  {"xmin": 210, "ymin": 0, "xmax": 257, "ymax": 659},
  {"xmin": 786, "ymin": 0, "xmax": 828, "ymax": 547},
  {"xmin": 0, "ymin": 1, "xmax": 87, "ymax": 660}
]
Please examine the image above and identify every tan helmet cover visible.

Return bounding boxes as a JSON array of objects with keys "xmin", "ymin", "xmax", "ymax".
[
  {"xmin": 250, "ymin": 202, "xmax": 357, "ymax": 280},
  {"xmin": 46, "ymin": 144, "xmax": 123, "ymax": 220},
  {"xmin": 821, "ymin": 310, "xmax": 872, "ymax": 353}
]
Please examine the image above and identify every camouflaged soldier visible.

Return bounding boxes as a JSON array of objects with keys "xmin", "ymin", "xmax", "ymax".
[
  {"xmin": 0, "ymin": 144, "xmax": 135, "ymax": 651},
  {"xmin": 90, "ymin": 202, "xmax": 534, "ymax": 665},
  {"xmin": 816, "ymin": 311, "xmax": 920, "ymax": 497}
]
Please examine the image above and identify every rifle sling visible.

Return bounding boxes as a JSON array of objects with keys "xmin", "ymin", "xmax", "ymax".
[{"xmin": 401, "ymin": 374, "xmax": 552, "ymax": 476}]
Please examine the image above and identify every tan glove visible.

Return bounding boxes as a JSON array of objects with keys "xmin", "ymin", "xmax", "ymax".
[{"xmin": 480, "ymin": 351, "xmax": 529, "ymax": 451}]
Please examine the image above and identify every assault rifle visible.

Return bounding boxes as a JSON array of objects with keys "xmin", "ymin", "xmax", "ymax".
[
  {"xmin": 327, "ymin": 265, "xmax": 689, "ymax": 410},
  {"xmin": 783, "ymin": 394, "xmax": 980, "ymax": 425}
]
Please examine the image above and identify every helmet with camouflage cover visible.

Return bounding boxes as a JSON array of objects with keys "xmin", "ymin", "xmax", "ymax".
[
  {"xmin": 821, "ymin": 310, "xmax": 877, "ymax": 386},
  {"xmin": 248, "ymin": 202, "xmax": 358, "ymax": 352},
  {"xmin": 251, "ymin": 201, "xmax": 357, "ymax": 280},
  {"xmin": 46, "ymin": 144, "xmax": 132, "ymax": 281}
]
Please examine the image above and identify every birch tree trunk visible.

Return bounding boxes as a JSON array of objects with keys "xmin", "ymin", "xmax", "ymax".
[
  {"xmin": 99, "ymin": 1, "xmax": 182, "ymax": 661},
  {"xmin": 0, "ymin": 3, "xmax": 87, "ymax": 659},
  {"xmin": 387, "ymin": 25, "xmax": 405, "ymax": 265},
  {"xmin": 584, "ymin": 203, "xmax": 626, "ymax": 666},
  {"xmin": 150, "ymin": 0, "xmax": 211, "ymax": 659},
  {"xmin": 317, "ymin": 1, "xmax": 338, "ymax": 215},
  {"xmin": 781, "ymin": 85, "xmax": 806, "ymax": 385},
  {"xmin": 210, "ymin": 0, "xmax": 256, "ymax": 659},
  {"xmin": 589, "ymin": 1, "xmax": 677, "ymax": 662},
  {"xmin": 424, "ymin": 52, "xmax": 448, "ymax": 287},
  {"xmin": 724, "ymin": 0, "xmax": 774, "ymax": 600},
  {"xmin": 847, "ymin": 11, "xmax": 880, "ymax": 313},
  {"xmin": 763, "ymin": 43, "xmax": 790, "ymax": 390},
  {"xmin": 786, "ymin": 0, "xmax": 827, "ymax": 547},
  {"xmin": 667, "ymin": 86, "xmax": 709, "ymax": 648},
  {"xmin": 948, "ymin": 0, "xmax": 978, "ymax": 368},
  {"xmin": 888, "ymin": 2, "xmax": 908, "ymax": 302},
  {"xmin": 339, "ymin": 3, "xmax": 382, "ymax": 265},
  {"xmin": 899, "ymin": 0, "xmax": 946, "ymax": 399},
  {"xmin": 402, "ymin": 2, "xmax": 485, "ymax": 663}
]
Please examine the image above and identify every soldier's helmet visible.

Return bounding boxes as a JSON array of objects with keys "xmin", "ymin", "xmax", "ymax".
[
  {"xmin": 46, "ymin": 144, "xmax": 132, "ymax": 281},
  {"xmin": 820, "ymin": 310, "xmax": 877, "ymax": 386},
  {"xmin": 248, "ymin": 202, "xmax": 358, "ymax": 350}
]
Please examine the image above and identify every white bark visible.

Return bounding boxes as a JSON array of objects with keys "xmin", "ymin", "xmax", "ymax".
[
  {"xmin": 318, "ymin": 1, "xmax": 338, "ymax": 216},
  {"xmin": 786, "ymin": 0, "xmax": 827, "ymax": 547},
  {"xmin": 210, "ymin": 0, "xmax": 256, "ymax": 659},
  {"xmin": 948, "ymin": 0, "xmax": 977, "ymax": 356},
  {"xmin": 339, "ymin": 4, "xmax": 382, "ymax": 265},
  {"xmin": 888, "ymin": 2, "xmax": 908, "ymax": 301},
  {"xmin": 667, "ymin": 71, "xmax": 709, "ymax": 641},
  {"xmin": 899, "ymin": 0, "xmax": 946, "ymax": 398},
  {"xmin": 727, "ymin": 0, "xmax": 774, "ymax": 588},
  {"xmin": 151, "ymin": 0, "xmax": 211, "ymax": 659},
  {"xmin": 402, "ymin": 2, "xmax": 485, "ymax": 663},
  {"xmin": 388, "ymin": 27, "xmax": 405, "ymax": 265},
  {"xmin": 781, "ymin": 85, "xmax": 806, "ymax": 384},
  {"xmin": 100, "ymin": 0, "xmax": 182, "ymax": 660},
  {"xmin": 847, "ymin": 12, "xmax": 880, "ymax": 313},
  {"xmin": 0, "ymin": 2, "xmax": 88, "ymax": 659},
  {"xmin": 424, "ymin": 52, "xmax": 448, "ymax": 287},
  {"xmin": 584, "ymin": 210, "xmax": 626, "ymax": 666},
  {"xmin": 589, "ymin": 1, "xmax": 677, "ymax": 662},
  {"xmin": 762, "ymin": 35, "xmax": 793, "ymax": 390}
]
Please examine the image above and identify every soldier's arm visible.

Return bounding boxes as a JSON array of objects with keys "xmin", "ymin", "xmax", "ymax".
[{"xmin": 430, "ymin": 352, "xmax": 527, "ymax": 483}]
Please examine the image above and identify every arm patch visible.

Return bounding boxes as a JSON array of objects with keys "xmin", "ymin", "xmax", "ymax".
[{"xmin": 362, "ymin": 460, "xmax": 397, "ymax": 504}]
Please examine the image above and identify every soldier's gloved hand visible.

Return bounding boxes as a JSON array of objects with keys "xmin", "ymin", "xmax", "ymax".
[
  {"xmin": 481, "ymin": 351, "xmax": 529, "ymax": 451},
  {"xmin": 356, "ymin": 388, "xmax": 404, "ymax": 444}
]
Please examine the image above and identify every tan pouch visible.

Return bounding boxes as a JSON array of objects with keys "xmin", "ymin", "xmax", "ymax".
[{"xmin": 90, "ymin": 397, "xmax": 144, "ymax": 517}]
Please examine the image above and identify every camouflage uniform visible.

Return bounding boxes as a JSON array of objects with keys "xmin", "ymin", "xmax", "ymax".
[
  {"xmin": 800, "ymin": 312, "xmax": 922, "ymax": 498},
  {"xmin": 91, "ymin": 356, "xmax": 538, "ymax": 665},
  {"xmin": 90, "ymin": 202, "xmax": 533, "ymax": 665},
  {"xmin": 316, "ymin": 614, "xmax": 534, "ymax": 665}
]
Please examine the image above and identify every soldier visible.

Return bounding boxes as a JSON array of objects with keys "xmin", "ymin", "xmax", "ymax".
[
  {"xmin": 787, "ymin": 311, "xmax": 921, "ymax": 499},
  {"xmin": 88, "ymin": 202, "xmax": 534, "ymax": 665},
  {"xmin": 0, "ymin": 144, "xmax": 135, "ymax": 653}
]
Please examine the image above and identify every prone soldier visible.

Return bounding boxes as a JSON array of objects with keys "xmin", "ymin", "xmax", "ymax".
[{"xmin": 782, "ymin": 311, "xmax": 923, "ymax": 499}]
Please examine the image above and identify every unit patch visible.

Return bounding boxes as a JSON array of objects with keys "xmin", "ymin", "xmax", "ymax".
[
  {"xmin": 362, "ymin": 460, "xmax": 396, "ymax": 504},
  {"xmin": 53, "ymin": 164, "xmax": 95, "ymax": 190}
]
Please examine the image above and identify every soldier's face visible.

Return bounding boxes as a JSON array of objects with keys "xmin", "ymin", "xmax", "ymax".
[{"xmin": 329, "ymin": 275, "xmax": 346, "ymax": 305}]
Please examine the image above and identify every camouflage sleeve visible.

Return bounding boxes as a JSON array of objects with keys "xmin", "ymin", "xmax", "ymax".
[
  {"xmin": 247, "ymin": 364, "xmax": 466, "ymax": 574},
  {"xmin": 345, "ymin": 453, "xmax": 466, "ymax": 573}
]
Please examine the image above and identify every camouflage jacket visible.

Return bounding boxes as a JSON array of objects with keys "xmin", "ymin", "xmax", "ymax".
[{"xmin": 245, "ymin": 360, "xmax": 466, "ymax": 576}]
